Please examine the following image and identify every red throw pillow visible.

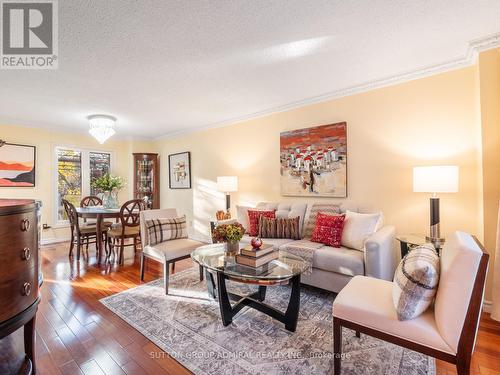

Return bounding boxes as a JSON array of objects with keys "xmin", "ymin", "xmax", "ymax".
[
  {"xmin": 311, "ymin": 212, "xmax": 346, "ymax": 247},
  {"xmin": 247, "ymin": 210, "xmax": 275, "ymax": 236}
]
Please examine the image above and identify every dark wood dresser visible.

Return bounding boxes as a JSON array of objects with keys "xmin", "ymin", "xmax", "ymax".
[{"xmin": 0, "ymin": 199, "xmax": 41, "ymax": 374}]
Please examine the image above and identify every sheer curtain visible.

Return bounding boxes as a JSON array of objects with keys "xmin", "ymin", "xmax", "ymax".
[{"xmin": 491, "ymin": 201, "xmax": 500, "ymax": 321}]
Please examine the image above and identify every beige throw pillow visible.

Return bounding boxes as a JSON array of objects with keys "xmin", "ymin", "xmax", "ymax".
[
  {"xmin": 341, "ymin": 210, "xmax": 381, "ymax": 250},
  {"xmin": 392, "ymin": 243, "xmax": 440, "ymax": 321}
]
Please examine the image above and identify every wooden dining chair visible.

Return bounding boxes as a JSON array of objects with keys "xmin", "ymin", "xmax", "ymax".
[
  {"xmin": 62, "ymin": 199, "xmax": 107, "ymax": 261},
  {"xmin": 80, "ymin": 195, "xmax": 102, "ymax": 207},
  {"xmin": 107, "ymin": 199, "xmax": 146, "ymax": 265},
  {"xmin": 80, "ymin": 195, "xmax": 115, "ymax": 227}
]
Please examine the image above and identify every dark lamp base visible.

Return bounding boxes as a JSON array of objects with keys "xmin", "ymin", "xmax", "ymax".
[{"xmin": 425, "ymin": 236, "xmax": 445, "ymax": 249}]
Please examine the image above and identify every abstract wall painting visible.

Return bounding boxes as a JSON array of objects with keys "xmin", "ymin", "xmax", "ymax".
[
  {"xmin": 0, "ymin": 142, "xmax": 36, "ymax": 187},
  {"xmin": 280, "ymin": 122, "xmax": 347, "ymax": 197}
]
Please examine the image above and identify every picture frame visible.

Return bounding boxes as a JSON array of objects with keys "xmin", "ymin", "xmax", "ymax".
[
  {"xmin": 0, "ymin": 141, "xmax": 36, "ymax": 187},
  {"xmin": 168, "ymin": 151, "xmax": 191, "ymax": 189},
  {"xmin": 280, "ymin": 122, "xmax": 347, "ymax": 197}
]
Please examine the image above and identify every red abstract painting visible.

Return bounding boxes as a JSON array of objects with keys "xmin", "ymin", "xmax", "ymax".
[{"xmin": 280, "ymin": 122, "xmax": 347, "ymax": 197}]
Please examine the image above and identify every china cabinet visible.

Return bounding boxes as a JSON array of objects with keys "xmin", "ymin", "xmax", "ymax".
[{"xmin": 133, "ymin": 153, "xmax": 159, "ymax": 209}]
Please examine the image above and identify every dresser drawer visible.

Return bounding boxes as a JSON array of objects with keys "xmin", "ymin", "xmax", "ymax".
[
  {"xmin": 0, "ymin": 244, "xmax": 37, "ymax": 278},
  {"xmin": 0, "ymin": 266, "xmax": 38, "ymax": 322},
  {"xmin": 0, "ymin": 211, "xmax": 36, "ymax": 256}
]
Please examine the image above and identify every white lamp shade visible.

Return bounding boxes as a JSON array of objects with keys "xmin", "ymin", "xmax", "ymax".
[
  {"xmin": 413, "ymin": 166, "xmax": 459, "ymax": 193},
  {"xmin": 217, "ymin": 176, "xmax": 238, "ymax": 192}
]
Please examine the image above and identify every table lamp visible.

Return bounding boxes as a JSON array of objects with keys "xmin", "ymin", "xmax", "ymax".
[
  {"xmin": 413, "ymin": 166, "xmax": 459, "ymax": 247},
  {"xmin": 217, "ymin": 176, "xmax": 238, "ymax": 213}
]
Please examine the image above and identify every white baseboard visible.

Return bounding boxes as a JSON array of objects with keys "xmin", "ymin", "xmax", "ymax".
[
  {"xmin": 41, "ymin": 237, "xmax": 70, "ymax": 245},
  {"xmin": 483, "ymin": 300, "xmax": 492, "ymax": 313}
]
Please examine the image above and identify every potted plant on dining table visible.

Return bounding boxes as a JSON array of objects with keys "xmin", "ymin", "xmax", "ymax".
[
  {"xmin": 91, "ymin": 174, "xmax": 125, "ymax": 209},
  {"xmin": 212, "ymin": 222, "xmax": 245, "ymax": 255}
]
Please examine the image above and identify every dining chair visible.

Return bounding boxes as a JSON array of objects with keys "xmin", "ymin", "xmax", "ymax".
[
  {"xmin": 332, "ymin": 232, "xmax": 489, "ymax": 375},
  {"xmin": 107, "ymin": 199, "xmax": 146, "ymax": 265},
  {"xmin": 80, "ymin": 195, "xmax": 115, "ymax": 227},
  {"xmin": 62, "ymin": 199, "xmax": 108, "ymax": 260}
]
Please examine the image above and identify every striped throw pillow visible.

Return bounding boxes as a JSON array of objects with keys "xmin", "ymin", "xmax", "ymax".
[
  {"xmin": 146, "ymin": 216, "xmax": 188, "ymax": 246},
  {"xmin": 258, "ymin": 216, "xmax": 277, "ymax": 238},
  {"xmin": 258, "ymin": 216, "xmax": 300, "ymax": 240},
  {"xmin": 392, "ymin": 243, "xmax": 440, "ymax": 321},
  {"xmin": 277, "ymin": 217, "xmax": 300, "ymax": 239}
]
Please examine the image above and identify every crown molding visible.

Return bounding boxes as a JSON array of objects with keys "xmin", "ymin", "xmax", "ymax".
[
  {"xmin": 0, "ymin": 117, "xmax": 155, "ymax": 141},
  {"xmin": 155, "ymin": 32, "xmax": 500, "ymax": 141}
]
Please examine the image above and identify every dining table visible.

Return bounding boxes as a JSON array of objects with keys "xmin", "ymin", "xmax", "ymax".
[{"xmin": 76, "ymin": 206, "xmax": 120, "ymax": 263}]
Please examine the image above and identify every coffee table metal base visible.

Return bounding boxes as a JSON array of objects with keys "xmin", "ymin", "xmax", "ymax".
[{"xmin": 213, "ymin": 271, "xmax": 301, "ymax": 332}]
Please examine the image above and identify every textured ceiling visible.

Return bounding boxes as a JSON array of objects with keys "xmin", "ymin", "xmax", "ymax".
[{"xmin": 0, "ymin": 0, "xmax": 499, "ymax": 139}]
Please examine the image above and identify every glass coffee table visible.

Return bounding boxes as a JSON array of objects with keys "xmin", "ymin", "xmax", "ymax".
[{"xmin": 191, "ymin": 243, "xmax": 308, "ymax": 332}]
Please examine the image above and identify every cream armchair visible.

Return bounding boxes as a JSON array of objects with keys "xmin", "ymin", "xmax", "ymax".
[
  {"xmin": 139, "ymin": 208, "xmax": 205, "ymax": 294},
  {"xmin": 332, "ymin": 231, "xmax": 489, "ymax": 375}
]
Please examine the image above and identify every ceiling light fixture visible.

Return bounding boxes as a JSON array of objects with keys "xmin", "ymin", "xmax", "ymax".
[{"xmin": 87, "ymin": 114, "xmax": 117, "ymax": 144}]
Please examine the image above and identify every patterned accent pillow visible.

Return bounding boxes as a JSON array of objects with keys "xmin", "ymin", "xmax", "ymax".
[
  {"xmin": 392, "ymin": 243, "xmax": 440, "ymax": 321},
  {"xmin": 258, "ymin": 216, "xmax": 301, "ymax": 239},
  {"xmin": 247, "ymin": 210, "xmax": 275, "ymax": 236},
  {"xmin": 258, "ymin": 216, "xmax": 277, "ymax": 238},
  {"xmin": 145, "ymin": 216, "xmax": 188, "ymax": 246},
  {"xmin": 277, "ymin": 217, "xmax": 301, "ymax": 240},
  {"xmin": 311, "ymin": 213, "xmax": 345, "ymax": 247},
  {"xmin": 303, "ymin": 203, "xmax": 341, "ymax": 239}
]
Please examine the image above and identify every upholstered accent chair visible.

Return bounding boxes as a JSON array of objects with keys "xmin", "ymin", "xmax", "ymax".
[
  {"xmin": 139, "ymin": 208, "xmax": 205, "ymax": 294},
  {"xmin": 332, "ymin": 232, "xmax": 489, "ymax": 375}
]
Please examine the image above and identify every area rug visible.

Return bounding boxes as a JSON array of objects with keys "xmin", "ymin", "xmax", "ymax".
[{"xmin": 100, "ymin": 267, "xmax": 435, "ymax": 375}]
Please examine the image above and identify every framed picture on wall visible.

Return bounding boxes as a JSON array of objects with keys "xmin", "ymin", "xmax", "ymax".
[
  {"xmin": 0, "ymin": 141, "xmax": 36, "ymax": 187},
  {"xmin": 168, "ymin": 151, "xmax": 191, "ymax": 189},
  {"xmin": 280, "ymin": 122, "xmax": 347, "ymax": 197}
]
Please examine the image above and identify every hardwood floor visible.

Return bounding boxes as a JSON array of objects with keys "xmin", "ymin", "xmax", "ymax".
[{"xmin": 0, "ymin": 240, "xmax": 499, "ymax": 374}]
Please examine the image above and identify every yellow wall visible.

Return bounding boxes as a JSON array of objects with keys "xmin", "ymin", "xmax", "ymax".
[
  {"xmin": 1, "ymin": 52, "xmax": 497, "ymax": 300},
  {"xmin": 0, "ymin": 124, "xmax": 156, "ymax": 241},
  {"xmin": 155, "ymin": 67, "xmax": 483, "ymax": 251},
  {"xmin": 479, "ymin": 48, "xmax": 500, "ymax": 300}
]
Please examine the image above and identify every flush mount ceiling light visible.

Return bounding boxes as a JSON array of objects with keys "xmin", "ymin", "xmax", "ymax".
[{"xmin": 87, "ymin": 114, "xmax": 117, "ymax": 144}]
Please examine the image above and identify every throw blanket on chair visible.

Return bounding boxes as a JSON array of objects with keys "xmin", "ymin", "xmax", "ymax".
[{"xmin": 280, "ymin": 240, "xmax": 324, "ymax": 275}]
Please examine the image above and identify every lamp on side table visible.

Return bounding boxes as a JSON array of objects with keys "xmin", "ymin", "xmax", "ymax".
[
  {"xmin": 413, "ymin": 165, "xmax": 459, "ymax": 249},
  {"xmin": 217, "ymin": 176, "xmax": 238, "ymax": 216}
]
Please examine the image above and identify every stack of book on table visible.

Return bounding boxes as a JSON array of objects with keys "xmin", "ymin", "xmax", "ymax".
[{"xmin": 235, "ymin": 244, "xmax": 278, "ymax": 267}]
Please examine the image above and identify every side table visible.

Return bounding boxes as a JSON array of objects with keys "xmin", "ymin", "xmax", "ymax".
[{"xmin": 396, "ymin": 234, "xmax": 427, "ymax": 258}]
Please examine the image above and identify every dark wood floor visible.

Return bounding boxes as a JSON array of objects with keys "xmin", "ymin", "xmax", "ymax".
[{"xmin": 1, "ymin": 241, "xmax": 499, "ymax": 374}]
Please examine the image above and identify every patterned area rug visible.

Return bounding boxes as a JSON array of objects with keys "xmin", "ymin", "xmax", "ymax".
[{"xmin": 100, "ymin": 267, "xmax": 435, "ymax": 375}]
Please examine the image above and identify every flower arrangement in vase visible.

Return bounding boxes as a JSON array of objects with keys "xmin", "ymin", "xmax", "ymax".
[
  {"xmin": 91, "ymin": 174, "xmax": 125, "ymax": 209},
  {"xmin": 212, "ymin": 222, "xmax": 245, "ymax": 255}
]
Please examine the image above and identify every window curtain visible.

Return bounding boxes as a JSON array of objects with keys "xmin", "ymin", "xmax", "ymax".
[{"xmin": 491, "ymin": 200, "xmax": 500, "ymax": 321}]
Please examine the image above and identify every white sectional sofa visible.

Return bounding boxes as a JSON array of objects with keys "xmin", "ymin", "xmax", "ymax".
[{"xmin": 236, "ymin": 202, "xmax": 396, "ymax": 293}]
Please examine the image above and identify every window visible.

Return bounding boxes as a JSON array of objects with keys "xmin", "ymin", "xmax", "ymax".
[
  {"xmin": 89, "ymin": 152, "xmax": 111, "ymax": 195},
  {"xmin": 55, "ymin": 147, "xmax": 112, "ymax": 223}
]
